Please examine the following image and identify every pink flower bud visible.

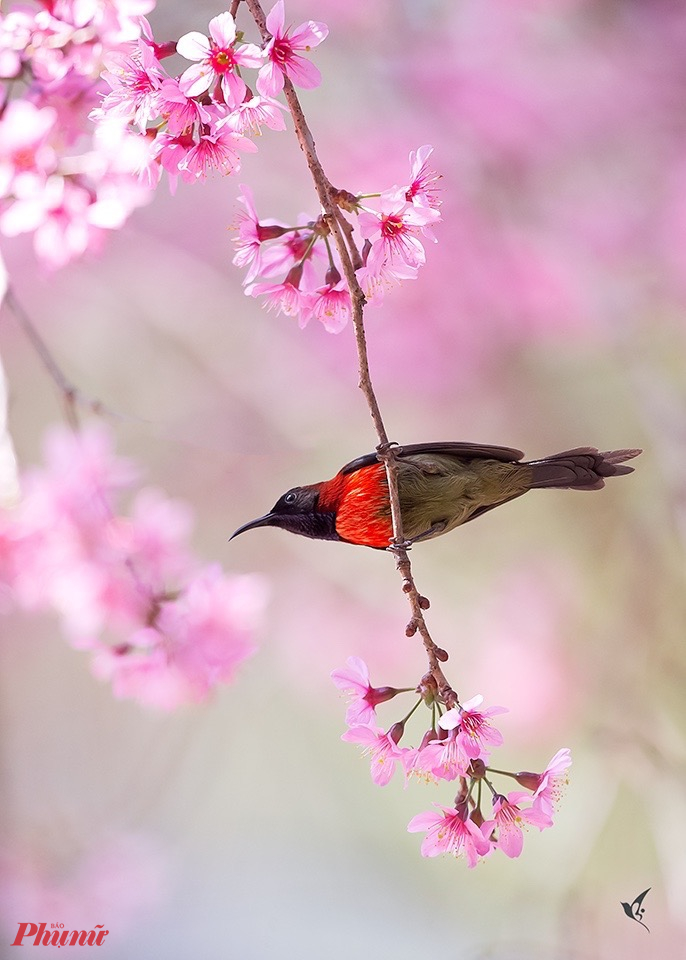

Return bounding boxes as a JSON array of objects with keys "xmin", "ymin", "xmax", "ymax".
[{"xmin": 513, "ymin": 770, "xmax": 543, "ymax": 791}]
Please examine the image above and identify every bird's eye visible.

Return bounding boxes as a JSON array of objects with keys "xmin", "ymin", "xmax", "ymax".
[{"xmin": 284, "ymin": 492, "xmax": 297, "ymax": 505}]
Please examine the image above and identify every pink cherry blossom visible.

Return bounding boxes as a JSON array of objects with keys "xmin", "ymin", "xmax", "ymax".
[
  {"xmin": 404, "ymin": 144, "xmax": 442, "ymax": 211},
  {"xmin": 528, "ymin": 747, "xmax": 572, "ymax": 818},
  {"xmin": 3, "ymin": 422, "xmax": 266, "ymax": 708},
  {"xmin": 177, "ymin": 127, "xmax": 257, "ymax": 182},
  {"xmin": 439, "ymin": 694, "xmax": 507, "ymax": 761},
  {"xmin": 308, "ymin": 281, "xmax": 351, "ymax": 333},
  {"xmin": 341, "ymin": 724, "xmax": 407, "ymax": 786},
  {"xmin": 331, "ymin": 655, "xmax": 400, "ymax": 725},
  {"xmin": 155, "ymin": 78, "xmax": 213, "ymax": 136},
  {"xmin": 96, "ymin": 42, "xmax": 168, "ymax": 131},
  {"xmin": 177, "ymin": 12, "xmax": 263, "ymax": 108},
  {"xmin": 256, "ymin": 0, "xmax": 328, "ymax": 97},
  {"xmin": 490, "ymin": 792, "xmax": 552, "ymax": 858},
  {"xmin": 355, "ymin": 256, "xmax": 418, "ymax": 305},
  {"xmin": 407, "ymin": 804, "xmax": 491, "ymax": 865},
  {"xmin": 0, "ymin": 100, "xmax": 58, "ymax": 196},
  {"xmin": 245, "ymin": 276, "xmax": 311, "ymax": 323},
  {"xmin": 92, "ymin": 568, "xmax": 266, "ymax": 710},
  {"xmin": 224, "ymin": 94, "xmax": 287, "ymax": 136},
  {"xmin": 232, "ymin": 184, "xmax": 288, "ymax": 283},
  {"xmin": 358, "ymin": 198, "xmax": 439, "ymax": 275},
  {"xmin": 415, "ymin": 730, "xmax": 470, "ymax": 782}
]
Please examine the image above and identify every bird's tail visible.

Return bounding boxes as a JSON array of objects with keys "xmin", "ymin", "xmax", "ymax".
[{"xmin": 527, "ymin": 447, "xmax": 642, "ymax": 491}]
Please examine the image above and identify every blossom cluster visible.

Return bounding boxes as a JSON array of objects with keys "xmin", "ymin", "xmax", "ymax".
[
  {"xmin": 93, "ymin": 2, "xmax": 327, "ymax": 191},
  {"xmin": 235, "ymin": 144, "xmax": 441, "ymax": 333},
  {"xmin": 0, "ymin": 0, "xmax": 157, "ymax": 268},
  {"xmin": 0, "ymin": 422, "xmax": 266, "ymax": 709},
  {"xmin": 332, "ymin": 656, "xmax": 571, "ymax": 865}
]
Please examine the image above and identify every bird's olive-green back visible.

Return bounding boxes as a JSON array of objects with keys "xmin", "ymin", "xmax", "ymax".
[{"xmin": 396, "ymin": 454, "xmax": 533, "ymax": 541}]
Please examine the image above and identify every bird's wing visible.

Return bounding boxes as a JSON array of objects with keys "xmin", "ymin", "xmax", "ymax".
[{"xmin": 339, "ymin": 441, "xmax": 525, "ymax": 476}]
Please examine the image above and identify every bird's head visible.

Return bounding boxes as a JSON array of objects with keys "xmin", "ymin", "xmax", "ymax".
[{"xmin": 229, "ymin": 483, "xmax": 340, "ymax": 542}]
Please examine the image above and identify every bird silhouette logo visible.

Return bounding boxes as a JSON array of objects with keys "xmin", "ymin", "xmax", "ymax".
[{"xmin": 620, "ymin": 888, "xmax": 650, "ymax": 932}]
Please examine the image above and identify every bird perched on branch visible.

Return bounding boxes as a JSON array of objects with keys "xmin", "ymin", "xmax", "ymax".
[{"xmin": 230, "ymin": 442, "xmax": 641, "ymax": 550}]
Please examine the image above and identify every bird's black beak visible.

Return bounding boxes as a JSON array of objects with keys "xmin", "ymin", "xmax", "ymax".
[{"xmin": 229, "ymin": 513, "xmax": 277, "ymax": 540}]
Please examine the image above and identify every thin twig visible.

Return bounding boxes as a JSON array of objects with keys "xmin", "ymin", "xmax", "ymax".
[
  {"xmin": 2, "ymin": 287, "xmax": 119, "ymax": 430},
  {"xmin": 243, "ymin": 0, "xmax": 457, "ymax": 704}
]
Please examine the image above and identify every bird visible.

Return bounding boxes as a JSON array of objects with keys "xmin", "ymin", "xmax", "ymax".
[{"xmin": 230, "ymin": 442, "xmax": 641, "ymax": 550}]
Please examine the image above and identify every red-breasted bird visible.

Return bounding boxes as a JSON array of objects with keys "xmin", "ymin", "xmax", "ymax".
[{"xmin": 230, "ymin": 442, "xmax": 641, "ymax": 550}]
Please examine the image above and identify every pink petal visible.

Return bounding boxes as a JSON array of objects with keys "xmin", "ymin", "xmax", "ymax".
[
  {"xmin": 289, "ymin": 21, "xmax": 329, "ymax": 48},
  {"xmin": 234, "ymin": 43, "xmax": 264, "ymax": 69},
  {"xmin": 176, "ymin": 31, "xmax": 211, "ymax": 62},
  {"xmin": 178, "ymin": 63, "xmax": 213, "ymax": 98},
  {"xmin": 265, "ymin": 0, "xmax": 285, "ymax": 36},
  {"xmin": 284, "ymin": 55, "xmax": 322, "ymax": 90},
  {"xmin": 208, "ymin": 11, "xmax": 236, "ymax": 47},
  {"xmin": 256, "ymin": 60, "xmax": 284, "ymax": 97},
  {"xmin": 407, "ymin": 809, "xmax": 443, "ymax": 833}
]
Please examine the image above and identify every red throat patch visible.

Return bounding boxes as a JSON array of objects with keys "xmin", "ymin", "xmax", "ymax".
[{"xmin": 319, "ymin": 464, "xmax": 393, "ymax": 548}]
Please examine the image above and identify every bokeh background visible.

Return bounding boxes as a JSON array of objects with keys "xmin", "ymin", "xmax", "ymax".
[{"xmin": 1, "ymin": 0, "xmax": 686, "ymax": 956}]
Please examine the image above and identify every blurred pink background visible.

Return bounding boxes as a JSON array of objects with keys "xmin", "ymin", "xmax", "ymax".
[{"xmin": 1, "ymin": 0, "xmax": 685, "ymax": 956}]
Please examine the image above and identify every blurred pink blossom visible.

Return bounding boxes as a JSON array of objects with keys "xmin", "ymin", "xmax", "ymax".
[
  {"xmin": 0, "ymin": 833, "xmax": 168, "ymax": 936},
  {"xmin": 1, "ymin": 422, "xmax": 266, "ymax": 709}
]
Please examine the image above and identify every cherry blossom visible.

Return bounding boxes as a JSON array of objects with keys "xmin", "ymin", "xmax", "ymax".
[
  {"xmin": 407, "ymin": 804, "xmax": 492, "ymax": 866},
  {"xmin": 177, "ymin": 12, "xmax": 262, "ymax": 108},
  {"xmin": 341, "ymin": 724, "xmax": 408, "ymax": 786},
  {"xmin": 257, "ymin": 0, "xmax": 328, "ymax": 97}
]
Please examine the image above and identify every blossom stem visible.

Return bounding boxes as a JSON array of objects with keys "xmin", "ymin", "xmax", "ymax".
[{"xmin": 400, "ymin": 697, "xmax": 425, "ymax": 726}]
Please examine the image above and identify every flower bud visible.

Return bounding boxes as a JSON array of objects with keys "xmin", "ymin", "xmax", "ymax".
[
  {"xmin": 468, "ymin": 758, "xmax": 486, "ymax": 780},
  {"xmin": 513, "ymin": 770, "xmax": 543, "ymax": 791},
  {"xmin": 368, "ymin": 685, "xmax": 401, "ymax": 706},
  {"xmin": 388, "ymin": 721, "xmax": 405, "ymax": 745},
  {"xmin": 284, "ymin": 263, "xmax": 304, "ymax": 288},
  {"xmin": 324, "ymin": 265, "xmax": 342, "ymax": 287},
  {"xmin": 257, "ymin": 224, "xmax": 288, "ymax": 241}
]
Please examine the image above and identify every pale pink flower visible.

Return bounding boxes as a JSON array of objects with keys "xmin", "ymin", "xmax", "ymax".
[
  {"xmin": 355, "ymin": 256, "xmax": 418, "ymax": 305},
  {"xmin": 526, "ymin": 747, "xmax": 572, "ymax": 818},
  {"xmin": 439, "ymin": 694, "xmax": 507, "ymax": 761},
  {"xmin": 96, "ymin": 42, "xmax": 168, "ymax": 131},
  {"xmin": 490, "ymin": 792, "xmax": 552, "ymax": 858},
  {"xmin": 178, "ymin": 127, "xmax": 256, "ymax": 182},
  {"xmin": 415, "ymin": 730, "xmax": 470, "ymax": 782},
  {"xmin": 404, "ymin": 144, "xmax": 442, "ymax": 210},
  {"xmin": 177, "ymin": 12, "xmax": 262, "ymax": 107},
  {"xmin": 341, "ymin": 724, "xmax": 407, "ymax": 786},
  {"xmin": 358, "ymin": 197, "xmax": 439, "ymax": 274},
  {"xmin": 224, "ymin": 94, "xmax": 287, "ymax": 136},
  {"xmin": 331, "ymin": 655, "xmax": 400, "ymax": 725},
  {"xmin": 156, "ymin": 77, "xmax": 212, "ymax": 136},
  {"xmin": 256, "ymin": 0, "xmax": 328, "ymax": 96},
  {"xmin": 0, "ymin": 100, "xmax": 58, "ymax": 196},
  {"xmin": 407, "ymin": 804, "xmax": 491, "ymax": 866},
  {"xmin": 245, "ymin": 276, "xmax": 311, "ymax": 323},
  {"xmin": 1, "ymin": 176, "xmax": 97, "ymax": 269},
  {"xmin": 232, "ymin": 184, "xmax": 288, "ymax": 283},
  {"xmin": 308, "ymin": 281, "xmax": 351, "ymax": 333}
]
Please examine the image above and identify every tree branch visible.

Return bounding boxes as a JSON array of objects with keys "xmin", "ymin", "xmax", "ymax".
[{"xmin": 243, "ymin": 0, "xmax": 457, "ymax": 705}]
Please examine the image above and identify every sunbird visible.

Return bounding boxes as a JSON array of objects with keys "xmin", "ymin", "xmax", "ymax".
[{"xmin": 230, "ymin": 442, "xmax": 641, "ymax": 550}]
